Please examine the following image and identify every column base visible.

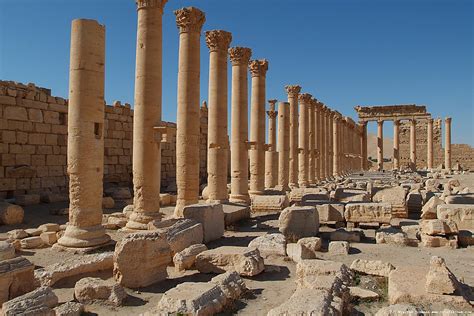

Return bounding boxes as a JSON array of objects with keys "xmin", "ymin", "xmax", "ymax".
[
  {"xmin": 229, "ymin": 194, "xmax": 250, "ymax": 205},
  {"xmin": 58, "ymin": 224, "xmax": 111, "ymax": 249},
  {"xmin": 288, "ymin": 183, "xmax": 299, "ymax": 190},
  {"xmin": 248, "ymin": 190, "xmax": 264, "ymax": 196},
  {"xmin": 125, "ymin": 209, "xmax": 163, "ymax": 230},
  {"xmin": 206, "ymin": 198, "xmax": 229, "ymax": 204}
]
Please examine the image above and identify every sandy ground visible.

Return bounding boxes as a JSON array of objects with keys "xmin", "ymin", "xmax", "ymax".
[{"xmin": 1, "ymin": 173, "xmax": 473, "ymax": 315}]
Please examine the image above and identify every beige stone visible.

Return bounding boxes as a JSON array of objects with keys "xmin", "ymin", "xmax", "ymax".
[
  {"xmin": 155, "ymin": 219, "xmax": 204, "ymax": 254},
  {"xmin": 20, "ymin": 236, "xmax": 45, "ymax": 249},
  {"xmin": 0, "ymin": 241, "xmax": 15, "ymax": 261},
  {"xmin": 425, "ymin": 256, "xmax": 460, "ymax": 295},
  {"xmin": 195, "ymin": 246, "xmax": 264, "ymax": 276},
  {"xmin": 310, "ymin": 202, "xmax": 344, "ymax": 224},
  {"xmin": 330, "ymin": 228, "xmax": 362, "ymax": 242},
  {"xmin": 278, "ymin": 206, "xmax": 319, "ymax": 239},
  {"xmin": 265, "ymin": 100, "xmax": 279, "ymax": 188},
  {"xmin": 420, "ymin": 219, "xmax": 458, "ymax": 236},
  {"xmin": 445, "ymin": 117, "xmax": 452, "ymax": 170},
  {"xmin": 40, "ymin": 232, "xmax": 57, "ymax": 245},
  {"xmin": 287, "ymin": 237, "xmax": 322, "ymax": 261},
  {"xmin": 173, "ymin": 243, "xmax": 207, "ymax": 272},
  {"xmin": 285, "ymin": 85, "xmax": 301, "ymax": 187},
  {"xmin": 376, "ymin": 228, "xmax": 409, "ymax": 246},
  {"xmin": 277, "ymin": 101, "xmax": 290, "ymax": 191},
  {"xmin": 38, "ymin": 223, "xmax": 60, "ymax": 233},
  {"xmin": 0, "ymin": 257, "xmax": 35, "ymax": 305},
  {"xmin": 344, "ymin": 202, "xmax": 392, "ymax": 224},
  {"xmin": 25, "ymin": 228, "xmax": 42, "ymax": 237},
  {"xmin": 223, "ymin": 204, "xmax": 250, "ymax": 226},
  {"xmin": 74, "ymin": 277, "xmax": 126, "ymax": 306},
  {"xmin": 372, "ymin": 186, "xmax": 407, "ymax": 217},
  {"xmin": 420, "ymin": 234, "xmax": 458, "ymax": 248},
  {"xmin": 421, "ymin": 196, "xmax": 445, "ymax": 219},
  {"xmin": 250, "ymin": 194, "xmax": 289, "ymax": 213},
  {"xmin": 298, "ymin": 93, "xmax": 311, "ymax": 187},
  {"xmin": 7, "ymin": 229, "xmax": 28, "ymax": 239},
  {"xmin": 350, "ymin": 259, "xmax": 395, "ymax": 277},
  {"xmin": 329, "ymin": 241, "xmax": 349, "ymax": 255},
  {"xmin": 248, "ymin": 233, "xmax": 286, "ymax": 257},
  {"xmin": 159, "ymin": 193, "xmax": 171, "ymax": 207},
  {"xmin": 113, "ymin": 231, "xmax": 171, "ymax": 288},
  {"xmin": 350, "ymin": 286, "xmax": 379, "ymax": 301},
  {"xmin": 0, "ymin": 202, "xmax": 24, "ymax": 225},
  {"xmin": 210, "ymin": 271, "xmax": 247, "ymax": 300},
  {"xmin": 53, "ymin": 302, "xmax": 84, "ymax": 316},
  {"xmin": 182, "ymin": 203, "xmax": 224, "ymax": 243},
  {"xmin": 437, "ymin": 204, "xmax": 474, "ymax": 230},
  {"xmin": 375, "ymin": 304, "xmax": 423, "ymax": 316},
  {"xmin": 334, "ymin": 188, "xmax": 370, "ymax": 203},
  {"xmin": 1, "ymin": 286, "xmax": 58, "ymax": 316}
]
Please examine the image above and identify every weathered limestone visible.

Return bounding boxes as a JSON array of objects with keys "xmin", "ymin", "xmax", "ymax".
[
  {"xmin": 372, "ymin": 186, "xmax": 407, "ymax": 218},
  {"xmin": 420, "ymin": 234, "xmax": 458, "ymax": 248},
  {"xmin": 350, "ymin": 259, "xmax": 395, "ymax": 277},
  {"xmin": 409, "ymin": 119, "xmax": 417, "ymax": 170},
  {"xmin": 330, "ymin": 228, "xmax": 362, "ymax": 242},
  {"xmin": 420, "ymin": 219, "xmax": 458, "ymax": 236},
  {"xmin": 0, "ymin": 257, "xmax": 35, "ymax": 305},
  {"xmin": 174, "ymin": 7, "xmax": 206, "ymax": 216},
  {"xmin": 312, "ymin": 202, "xmax": 345, "ymax": 224},
  {"xmin": 229, "ymin": 47, "xmax": 252, "ymax": 204},
  {"xmin": 1, "ymin": 286, "xmax": 58, "ymax": 316},
  {"xmin": 315, "ymin": 102, "xmax": 322, "ymax": 180},
  {"xmin": 298, "ymin": 93, "xmax": 311, "ymax": 187},
  {"xmin": 333, "ymin": 115, "xmax": 340, "ymax": 176},
  {"xmin": 285, "ymin": 85, "xmax": 301, "ymax": 187},
  {"xmin": 308, "ymin": 99, "xmax": 316, "ymax": 184},
  {"xmin": 195, "ymin": 246, "xmax": 264, "ymax": 276},
  {"xmin": 149, "ymin": 218, "xmax": 204, "ymax": 253},
  {"xmin": 251, "ymin": 194, "xmax": 289, "ymax": 212},
  {"xmin": 287, "ymin": 237, "xmax": 322, "ymax": 261},
  {"xmin": 127, "ymin": 0, "xmax": 168, "ymax": 230},
  {"xmin": 427, "ymin": 118, "xmax": 434, "ymax": 170},
  {"xmin": 444, "ymin": 117, "xmax": 452, "ymax": 170},
  {"xmin": 265, "ymin": 99, "xmax": 279, "ymax": 188},
  {"xmin": 173, "ymin": 244, "xmax": 207, "ymax": 272},
  {"xmin": 277, "ymin": 101, "xmax": 290, "ymax": 190},
  {"xmin": 376, "ymin": 228, "xmax": 409, "ymax": 246},
  {"xmin": 421, "ymin": 195, "xmax": 445, "ymax": 219},
  {"xmin": 113, "ymin": 231, "xmax": 171, "ymax": 288},
  {"xmin": 206, "ymin": 30, "xmax": 232, "ymax": 202},
  {"xmin": 34, "ymin": 252, "xmax": 113, "ymax": 287},
  {"xmin": 0, "ymin": 241, "xmax": 15, "ymax": 261},
  {"xmin": 248, "ymin": 59, "xmax": 269, "ymax": 195},
  {"xmin": 320, "ymin": 107, "xmax": 327, "ymax": 179},
  {"xmin": 53, "ymin": 302, "xmax": 84, "ymax": 316},
  {"xmin": 361, "ymin": 121, "xmax": 368, "ymax": 170},
  {"xmin": 182, "ymin": 203, "xmax": 224, "ymax": 243},
  {"xmin": 58, "ymin": 19, "xmax": 110, "ymax": 248},
  {"xmin": 0, "ymin": 202, "xmax": 24, "ymax": 225},
  {"xmin": 344, "ymin": 202, "xmax": 392, "ymax": 224},
  {"xmin": 393, "ymin": 119, "xmax": 400, "ymax": 170},
  {"xmin": 349, "ymin": 287, "xmax": 379, "ymax": 301},
  {"xmin": 437, "ymin": 204, "xmax": 474, "ymax": 230},
  {"xmin": 248, "ymin": 233, "xmax": 286, "ymax": 257},
  {"xmin": 425, "ymin": 256, "xmax": 460, "ymax": 295},
  {"xmin": 74, "ymin": 277, "xmax": 126, "ymax": 306},
  {"xmin": 279, "ymin": 206, "xmax": 319, "ymax": 239},
  {"xmin": 329, "ymin": 241, "xmax": 349, "ymax": 255},
  {"xmin": 377, "ymin": 119, "xmax": 384, "ymax": 171}
]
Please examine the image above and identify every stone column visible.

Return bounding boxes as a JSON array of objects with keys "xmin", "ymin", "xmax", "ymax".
[
  {"xmin": 444, "ymin": 117, "xmax": 452, "ymax": 170},
  {"xmin": 174, "ymin": 7, "xmax": 206, "ymax": 216},
  {"xmin": 361, "ymin": 122, "xmax": 368, "ymax": 170},
  {"xmin": 308, "ymin": 99, "xmax": 316, "ymax": 184},
  {"xmin": 392, "ymin": 119, "xmax": 400, "ymax": 170},
  {"xmin": 410, "ymin": 119, "xmax": 417, "ymax": 170},
  {"xmin": 265, "ymin": 99, "xmax": 278, "ymax": 188},
  {"xmin": 277, "ymin": 101, "xmax": 290, "ymax": 191},
  {"xmin": 320, "ymin": 107, "xmax": 327, "ymax": 179},
  {"xmin": 314, "ymin": 102, "xmax": 321, "ymax": 181},
  {"xmin": 333, "ymin": 115, "xmax": 339, "ymax": 176},
  {"xmin": 298, "ymin": 93, "xmax": 311, "ymax": 187},
  {"xmin": 127, "ymin": 0, "xmax": 167, "ymax": 230},
  {"xmin": 59, "ymin": 19, "xmax": 110, "ymax": 248},
  {"xmin": 229, "ymin": 47, "xmax": 252, "ymax": 204},
  {"xmin": 427, "ymin": 118, "xmax": 433, "ymax": 170},
  {"xmin": 285, "ymin": 85, "xmax": 301, "ymax": 188},
  {"xmin": 377, "ymin": 119, "xmax": 384, "ymax": 171},
  {"xmin": 327, "ymin": 111, "xmax": 333, "ymax": 178},
  {"xmin": 248, "ymin": 59, "xmax": 269, "ymax": 195},
  {"xmin": 205, "ymin": 30, "xmax": 232, "ymax": 203}
]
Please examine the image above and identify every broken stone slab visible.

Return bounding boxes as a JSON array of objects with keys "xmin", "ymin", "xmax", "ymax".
[
  {"xmin": 289, "ymin": 187, "xmax": 328, "ymax": 204},
  {"xmin": 40, "ymin": 232, "xmax": 58, "ymax": 246},
  {"xmin": 251, "ymin": 194, "xmax": 289, "ymax": 212},
  {"xmin": 0, "ymin": 241, "xmax": 15, "ymax": 261},
  {"xmin": 247, "ymin": 233, "xmax": 286, "ymax": 257},
  {"xmin": 444, "ymin": 193, "xmax": 474, "ymax": 205},
  {"xmin": 437, "ymin": 204, "xmax": 474, "ymax": 230},
  {"xmin": 425, "ymin": 256, "xmax": 461, "ymax": 295},
  {"xmin": 34, "ymin": 252, "xmax": 113, "ymax": 287},
  {"xmin": 106, "ymin": 216, "xmax": 127, "ymax": 229},
  {"xmin": 406, "ymin": 190, "xmax": 424, "ymax": 212},
  {"xmin": 286, "ymin": 237, "xmax": 322, "ymax": 262},
  {"xmin": 349, "ymin": 286, "xmax": 379, "ymax": 301},
  {"xmin": 0, "ymin": 256, "xmax": 35, "ymax": 305},
  {"xmin": 7, "ymin": 229, "xmax": 28, "ymax": 239},
  {"xmin": 53, "ymin": 301, "xmax": 84, "ymax": 316},
  {"xmin": 1, "ymin": 286, "xmax": 58, "ymax": 316},
  {"xmin": 195, "ymin": 246, "xmax": 264, "ymax": 276},
  {"xmin": 296, "ymin": 259, "xmax": 353, "ymax": 289},
  {"xmin": 330, "ymin": 228, "xmax": 362, "ymax": 242},
  {"xmin": 375, "ymin": 304, "xmax": 423, "ymax": 316},
  {"xmin": 173, "ymin": 244, "xmax": 207, "ymax": 272},
  {"xmin": 372, "ymin": 186, "xmax": 407, "ymax": 212},
  {"xmin": 20, "ymin": 236, "xmax": 45, "ymax": 249},
  {"xmin": 223, "ymin": 204, "xmax": 250, "ymax": 226},
  {"xmin": 113, "ymin": 231, "xmax": 171, "ymax": 288},
  {"xmin": 0, "ymin": 202, "xmax": 24, "ymax": 225},
  {"xmin": 182, "ymin": 203, "xmax": 224, "ymax": 243},
  {"xmin": 74, "ymin": 277, "xmax": 126, "ymax": 306},
  {"xmin": 278, "ymin": 206, "xmax": 319, "ymax": 240},
  {"xmin": 210, "ymin": 271, "xmax": 247, "ymax": 300},
  {"xmin": 38, "ymin": 223, "xmax": 60, "ymax": 233},
  {"xmin": 420, "ymin": 234, "xmax": 458, "ymax": 249},
  {"xmin": 15, "ymin": 194, "xmax": 41, "ymax": 206},
  {"xmin": 344, "ymin": 202, "xmax": 392, "ymax": 224},
  {"xmin": 329, "ymin": 241, "xmax": 349, "ymax": 255},
  {"xmin": 421, "ymin": 196, "xmax": 445, "ymax": 219},
  {"xmin": 25, "ymin": 228, "xmax": 42, "ymax": 237},
  {"xmin": 334, "ymin": 189, "xmax": 370, "ymax": 203},
  {"xmin": 149, "ymin": 218, "xmax": 204, "ymax": 254},
  {"xmin": 304, "ymin": 201, "xmax": 345, "ymax": 224},
  {"xmin": 420, "ymin": 219, "xmax": 458, "ymax": 236},
  {"xmin": 375, "ymin": 228, "xmax": 409, "ymax": 246},
  {"xmin": 350, "ymin": 259, "xmax": 395, "ymax": 277}
]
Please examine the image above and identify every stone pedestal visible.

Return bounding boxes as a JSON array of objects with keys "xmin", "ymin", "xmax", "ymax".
[
  {"xmin": 444, "ymin": 117, "xmax": 452, "ymax": 170},
  {"xmin": 285, "ymin": 85, "xmax": 301, "ymax": 187},
  {"xmin": 298, "ymin": 93, "xmax": 311, "ymax": 187},
  {"xmin": 427, "ymin": 118, "xmax": 433, "ymax": 170},
  {"xmin": 265, "ymin": 100, "xmax": 278, "ymax": 188},
  {"xmin": 410, "ymin": 119, "xmax": 417, "ymax": 170},
  {"xmin": 229, "ymin": 47, "xmax": 252, "ymax": 204},
  {"xmin": 393, "ymin": 119, "xmax": 400, "ymax": 170},
  {"xmin": 174, "ymin": 7, "xmax": 206, "ymax": 216},
  {"xmin": 277, "ymin": 102, "xmax": 290, "ymax": 191},
  {"xmin": 248, "ymin": 59, "xmax": 269, "ymax": 195},
  {"xmin": 205, "ymin": 30, "xmax": 232, "ymax": 203},
  {"xmin": 308, "ymin": 99, "xmax": 316, "ymax": 184},
  {"xmin": 127, "ymin": 0, "xmax": 168, "ymax": 230},
  {"xmin": 59, "ymin": 19, "xmax": 110, "ymax": 248},
  {"xmin": 377, "ymin": 120, "xmax": 384, "ymax": 171}
]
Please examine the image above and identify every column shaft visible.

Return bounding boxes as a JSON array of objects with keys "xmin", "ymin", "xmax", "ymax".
[
  {"xmin": 377, "ymin": 120, "xmax": 384, "ymax": 171},
  {"xmin": 308, "ymin": 100, "xmax": 316, "ymax": 184},
  {"xmin": 298, "ymin": 93, "xmax": 311, "ymax": 187},
  {"xmin": 410, "ymin": 119, "xmax": 417, "ymax": 170},
  {"xmin": 333, "ymin": 116, "xmax": 339, "ymax": 176},
  {"xmin": 445, "ymin": 117, "xmax": 452, "ymax": 170},
  {"xmin": 277, "ymin": 102, "xmax": 290, "ymax": 190},
  {"xmin": 320, "ymin": 108, "xmax": 327, "ymax": 179},
  {"xmin": 427, "ymin": 118, "xmax": 433, "ymax": 170},
  {"xmin": 285, "ymin": 85, "xmax": 301, "ymax": 187},
  {"xmin": 265, "ymin": 100, "xmax": 278, "ymax": 188},
  {"xmin": 314, "ymin": 103, "xmax": 321, "ymax": 180}
]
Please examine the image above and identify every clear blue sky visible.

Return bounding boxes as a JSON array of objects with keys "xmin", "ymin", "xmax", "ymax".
[{"xmin": 1, "ymin": 0, "xmax": 472, "ymax": 145}]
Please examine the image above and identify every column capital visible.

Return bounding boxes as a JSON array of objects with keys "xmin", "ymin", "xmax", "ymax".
[
  {"xmin": 268, "ymin": 99, "xmax": 277, "ymax": 111},
  {"xmin": 427, "ymin": 117, "xmax": 434, "ymax": 124},
  {"xmin": 377, "ymin": 119, "xmax": 384, "ymax": 125},
  {"xmin": 205, "ymin": 30, "xmax": 232, "ymax": 52},
  {"xmin": 248, "ymin": 59, "xmax": 268, "ymax": 77},
  {"xmin": 267, "ymin": 110, "xmax": 278, "ymax": 119},
  {"xmin": 174, "ymin": 7, "xmax": 206, "ymax": 34},
  {"xmin": 298, "ymin": 93, "xmax": 312, "ymax": 104},
  {"xmin": 410, "ymin": 118, "xmax": 417, "ymax": 125},
  {"xmin": 228, "ymin": 47, "xmax": 252, "ymax": 66},
  {"xmin": 136, "ymin": 0, "xmax": 168, "ymax": 11},
  {"xmin": 285, "ymin": 85, "xmax": 301, "ymax": 97},
  {"xmin": 445, "ymin": 117, "xmax": 452, "ymax": 123},
  {"xmin": 393, "ymin": 119, "xmax": 400, "ymax": 125}
]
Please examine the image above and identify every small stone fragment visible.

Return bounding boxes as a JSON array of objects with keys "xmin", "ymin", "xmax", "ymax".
[
  {"xmin": 74, "ymin": 277, "xmax": 126, "ymax": 306},
  {"xmin": 20, "ymin": 236, "xmax": 45, "ymax": 249},
  {"xmin": 173, "ymin": 244, "xmax": 207, "ymax": 272},
  {"xmin": 0, "ymin": 241, "xmax": 15, "ymax": 261},
  {"xmin": 328, "ymin": 241, "xmax": 349, "ymax": 255},
  {"xmin": 425, "ymin": 256, "xmax": 460, "ymax": 295},
  {"xmin": 195, "ymin": 246, "xmax": 264, "ymax": 276},
  {"xmin": 247, "ymin": 233, "xmax": 286, "ymax": 257},
  {"xmin": 53, "ymin": 302, "xmax": 85, "ymax": 316},
  {"xmin": 350, "ymin": 259, "xmax": 395, "ymax": 277}
]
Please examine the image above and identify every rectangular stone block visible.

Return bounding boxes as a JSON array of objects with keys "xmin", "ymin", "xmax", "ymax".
[
  {"xmin": 182, "ymin": 203, "xmax": 224, "ymax": 243},
  {"xmin": 437, "ymin": 204, "xmax": 474, "ymax": 230},
  {"xmin": 344, "ymin": 202, "xmax": 392, "ymax": 224}
]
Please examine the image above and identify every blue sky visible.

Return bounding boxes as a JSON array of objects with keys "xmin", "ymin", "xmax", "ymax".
[{"xmin": 0, "ymin": 0, "xmax": 472, "ymax": 145}]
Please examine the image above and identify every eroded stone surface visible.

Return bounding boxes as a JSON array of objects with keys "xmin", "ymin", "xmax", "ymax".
[
  {"xmin": 251, "ymin": 195, "xmax": 289, "ymax": 212},
  {"xmin": 0, "ymin": 241, "xmax": 15, "ymax": 261},
  {"xmin": 345, "ymin": 202, "xmax": 392, "ymax": 224},
  {"xmin": 182, "ymin": 203, "xmax": 224, "ymax": 243},
  {"xmin": 420, "ymin": 219, "xmax": 458, "ymax": 236},
  {"xmin": 425, "ymin": 256, "xmax": 460, "ymax": 295},
  {"xmin": 278, "ymin": 206, "xmax": 319, "ymax": 240},
  {"xmin": 437, "ymin": 204, "xmax": 474, "ymax": 230},
  {"xmin": 248, "ymin": 233, "xmax": 286, "ymax": 257},
  {"xmin": 195, "ymin": 246, "xmax": 264, "ymax": 276},
  {"xmin": 53, "ymin": 301, "xmax": 85, "ymax": 316},
  {"xmin": 173, "ymin": 244, "xmax": 207, "ymax": 272},
  {"xmin": 329, "ymin": 241, "xmax": 349, "ymax": 255},
  {"xmin": 74, "ymin": 277, "xmax": 126, "ymax": 306},
  {"xmin": 1, "ymin": 286, "xmax": 58, "ymax": 316},
  {"xmin": 421, "ymin": 196, "xmax": 445, "ymax": 219},
  {"xmin": 350, "ymin": 259, "xmax": 395, "ymax": 277},
  {"xmin": 0, "ymin": 256, "xmax": 35, "ymax": 305}
]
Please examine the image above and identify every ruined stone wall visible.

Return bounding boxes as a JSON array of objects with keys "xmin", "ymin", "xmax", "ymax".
[{"xmin": 0, "ymin": 81, "xmax": 209, "ymax": 198}]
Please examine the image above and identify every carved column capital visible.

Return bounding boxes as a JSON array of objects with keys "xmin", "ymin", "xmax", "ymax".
[
  {"xmin": 285, "ymin": 85, "xmax": 301, "ymax": 97},
  {"xmin": 174, "ymin": 7, "xmax": 206, "ymax": 34},
  {"xmin": 445, "ymin": 117, "xmax": 452, "ymax": 123},
  {"xmin": 136, "ymin": 0, "xmax": 168, "ymax": 11},
  {"xmin": 268, "ymin": 99, "xmax": 277, "ymax": 111},
  {"xmin": 228, "ymin": 47, "xmax": 252, "ymax": 66},
  {"xmin": 205, "ymin": 30, "xmax": 232, "ymax": 52},
  {"xmin": 298, "ymin": 93, "xmax": 312, "ymax": 104},
  {"xmin": 248, "ymin": 59, "xmax": 268, "ymax": 77}
]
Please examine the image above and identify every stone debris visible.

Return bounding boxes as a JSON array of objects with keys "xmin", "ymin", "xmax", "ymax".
[
  {"xmin": 344, "ymin": 202, "xmax": 392, "ymax": 224},
  {"xmin": 40, "ymin": 232, "xmax": 58, "ymax": 245},
  {"xmin": 308, "ymin": 202, "xmax": 345, "ymax": 224},
  {"xmin": 247, "ymin": 233, "xmax": 286, "ymax": 257},
  {"xmin": 173, "ymin": 243, "xmax": 207, "ymax": 272},
  {"xmin": 35, "ymin": 252, "xmax": 113, "ymax": 287},
  {"xmin": 74, "ymin": 277, "xmax": 126, "ymax": 306},
  {"xmin": 334, "ymin": 188, "xmax": 371, "ymax": 203},
  {"xmin": 182, "ymin": 203, "xmax": 224, "ymax": 243},
  {"xmin": 375, "ymin": 304, "xmax": 423, "ymax": 316},
  {"xmin": 425, "ymin": 256, "xmax": 460, "ymax": 295},
  {"xmin": 223, "ymin": 204, "xmax": 250, "ymax": 226},
  {"xmin": 287, "ymin": 237, "xmax": 322, "ymax": 261},
  {"xmin": 1, "ymin": 286, "xmax": 58, "ymax": 316},
  {"xmin": 251, "ymin": 194, "xmax": 289, "ymax": 212},
  {"xmin": 278, "ymin": 206, "xmax": 319, "ymax": 240},
  {"xmin": 7, "ymin": 229, "xmax": 28, "ymax": 240},
  {"xmin": 0, "ymin": 202, "xmax": 24, "ymax": 225},
  {"xmin": 25, "ymin": 228, "xmax": 42, "ymax": 236},
  {"xmin": 350, "ymin": 259, "xmax": 395, "ymax": 277},
  {"xmin": 53, "ymin": 301, "xmax": 85, "ymax": 316},
  {"xmin": 195, "ymin": 246, "xmax": 264, "ymax": 276},
  {"xmin": 375, "ymin": 227, "xmax": 409, "ymax": 246},
  {"xmin": 372, "ymin": 186, "xmax": 407, "ymax": 218},
  {"xmin": 420, "ymin": 234, "xmax": 458, "ymax": 249},
  {"xmin": 151, "ymin": 218, "xmax": 204, "ymax": 254},
  {"xmin": 20, "ymin": 236, "xmax": 45, "ymax": 249},
  {"xmin": 421, "ymin": 196, "xmax": 445, "ymax": 219},
  {"xmin": 159, "ymin": 193, "xmax": 172, "ymax": 206},
  {"xmin": 113, "ymin": 231, "xmax": 171, "ymax": 288},
  {"xmin": 0, "ymin": 241, "xmax": 15, "ymax": 261},
  {"xmin": 289, "ymin": 187, "xmax": 328, "ymax": 204},
  {"xmin": 437, "ymin": 204, "xmax": 474, "ymax": 230},
  {"xmin": 0, "ymin": 256, "xmax": 35, "ymax": 305},
  {"xmin": 38, "ymin": 223, "xmax": 60, "ymax": 233},
  {"xmin": 330, "ymin": 228, "xmax": 362, "ymax": 242},
  {"xmin": 329, "ymin": 241, "xmax": 350, "ymax": 255},
  {"xmin": 349, "ymin": 286, "xmax": 379, "ymax": 301},
  {"xmin": 420, "ymin": 219, "xmax": 458, "ymax": 236}
]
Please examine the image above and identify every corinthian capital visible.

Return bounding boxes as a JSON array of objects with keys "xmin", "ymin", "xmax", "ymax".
[
  {"xmin": 298, "ymin": 93, "xmax": 312, "ymax": 104},
  {"xmin": 136, "ymin": 0, "xmax": 167, "ymax": 11},
  {"xmin": 285, "ymin": 85, "xmax": 301, "ymax": 97},
  {"xmin": 205, "ymin": 30, "xmax": 232, "ymax": 52},
  {"xmin": 228, "ymin": 47, "xmax": 252, "ymax": 66},
  {"xmin": 174, "ymin": 7, "xmax": 206, "ymax": 34},
  {"xmin": 248, "ymin": 59, "xmax": 269, "ymax": 77}
]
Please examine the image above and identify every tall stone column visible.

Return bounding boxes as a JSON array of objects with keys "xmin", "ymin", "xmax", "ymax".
[
  {"xmin": 314, "ymin": 102, "xmax": 321, "ymax": 180},
  {"xmin": 444, "ymin": 117, "xmax": 452, "ymax": 170},
  {"xmin": 205, "ymin": 30, "xmax": 232, "ymax": 203},
  {"xmin": 174, "ymin": 7, "xmax": 206, "ymax": 216},
  {"xmin": 59, "ymin": 19, "xmax": 110, "ymax": 248},
  {"xmin": 265, "ymin": 99, "xmax": 278, "ymax": 188},
  {"xmin": 285, "ymin": 85, "xmax": 301, "ymax": 188},
  {"xmin": 393, "ymin": 119, "xmax": 400, "ymax": 170},
  {"xmin": 277, "ymin": 101, "xmax": 290, "ymax": 191},
  {"xmin": 427, "ymin": 118, "xmax": 433, "ymax": 170},
  {"xmin": 377, "ymin": 119, "xmax": 384, "ymax": 171},
  {"xmin": 410, "ymin": 119, "xmax": 417, "ymax": 170},
  {"xmin": 127, "ymin": 0, "xmax": 167, "ymax": 230},
  {"xmin": 327, "ymin": 111, "xmax": 333, "ymax": 178},
  {"xmin": 308, "ymin": 99, "xmax": 316, "ymax": 184},
  {"xmin": 333, "ymin": 115, "xmax": 340, "ymax": 176},
  {"xmin": 320, "ymin": 107, "xmax": 327, "ymax": 179},
  {"xmin": 361, "ymin": 122, "xmax": 368, "ymax": 170},
  {"xmin": 229, "ymin": 47, "xmax": 252, "ymax": 204},
  {"xmin": 298, "ymin": 93, "xmax": 311, "ymax": 187},
  {"xmin": 248, "ymin": 59, "xmax": 269, "ymax": 195}
]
